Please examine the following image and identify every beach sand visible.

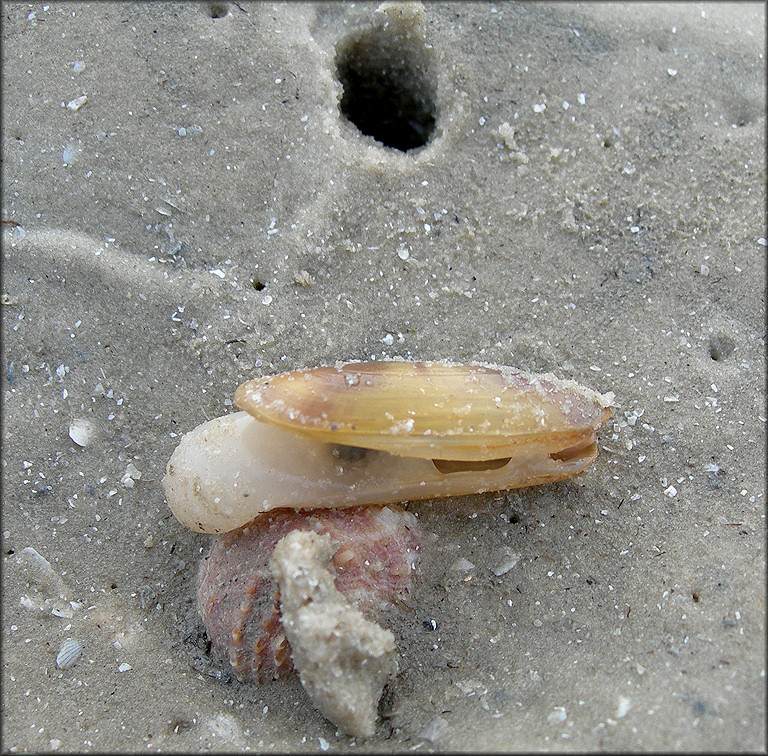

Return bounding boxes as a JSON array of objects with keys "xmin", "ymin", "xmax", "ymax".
[{"xmin": 2, "ymin": 1, "xmax": 765, "ymax": 751}]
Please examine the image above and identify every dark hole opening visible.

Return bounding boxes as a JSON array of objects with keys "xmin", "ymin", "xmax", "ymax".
[
  {"xmin": 708, "ymin": 336, "xmax": 734, "ymax": 361},
  {"xmin": 336, "ymin": 28, "xmax": 436, "ymax": 152},
  {"xmin": 208, "ymin": 3, "xmax": 229, "ymax": 19},
  {"xmin": 432, "ymin": 457, "xmax": 510, "ymax": 474},
  {"xmin": 549, "ymin": 438, "xmax": 596, "ymax": 463},
  {"xmin": 330, "ymin": 444, "xmax": 369, "ymax": 463}
]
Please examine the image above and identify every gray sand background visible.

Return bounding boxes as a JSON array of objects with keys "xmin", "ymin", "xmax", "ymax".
[{"xmin": 2, "ymin": 1, "xmax": 765, "ymax": 752}]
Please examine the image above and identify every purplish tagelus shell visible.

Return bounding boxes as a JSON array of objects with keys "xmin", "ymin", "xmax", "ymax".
[{"xmin": 164, "ymin": 360, "xmax": 613, "ymax": 534}]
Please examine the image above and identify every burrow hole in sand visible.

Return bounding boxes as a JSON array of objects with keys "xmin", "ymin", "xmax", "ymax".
[
  {"xmin": 335, "ymin": 26, "xmax": 437, "ymax": 152},
  {"xmin": 207, "ymin": 3, "xmax": 230, "ymax": 19}
]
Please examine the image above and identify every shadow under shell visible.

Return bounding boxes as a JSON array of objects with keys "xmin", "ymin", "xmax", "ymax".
[{"xmin": 197, "ymin": 505, "xmax": 422, "ymax": 683}]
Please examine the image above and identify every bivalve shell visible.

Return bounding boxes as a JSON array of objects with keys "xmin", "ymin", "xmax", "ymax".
[
  {"xmin": 56, "ymin": 639, "xmax": 83, "ymax": 669},
  {"xmin": 235, "ymin": 360, "xmax": 611, "ymax": 462},
  {"xmin": 198, "ymin": 505, "xmax": 420, "ymax": 682},
  {"xmin": 164, "ymin": 360, "xmax": 613, "ymax": 534}
]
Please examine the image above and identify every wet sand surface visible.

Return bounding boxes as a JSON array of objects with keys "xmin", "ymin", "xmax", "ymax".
[{"xmin": 2, "ymin": 2, "xmax": 765, "ymax": 752}]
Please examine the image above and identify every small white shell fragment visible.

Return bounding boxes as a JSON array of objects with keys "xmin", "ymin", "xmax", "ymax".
[
  {"xmin": 548, "ymin": 706, "xmax": 568, "ymax": 724},
  {"xmin": 68, "ymin": 419, "xmax": 93, "ymax": 447},
  {"xmin": 616, "ymin": 695, "xmax": 632, "ymax": 718},
  {"xmin": 62, "ymin": 144, "xmax": 77, "ymax": 164},
  {"xmin": 56, "ymin": 639, "xmax": 83, "ymax": 669},
  {"xmin": 16, "ymin": 547, "xmax": 71, "ymax": 616},
  {"xmin": 491, "ymin": 552, "xmax": 520, "ymax": 576},
  {"xmin": 50, "ymin": 604, "xmax": 75, "ymax": 619},
  {"xmin": 66, "ymin": 95, "xmax": 87, "ymax": 111},
  {"xmin": 117, "ymin": 662, "xmax": 132, "ymax": 672},
  {"xmin": 120, "ymin": 463, "xmax": 142, "ymax": 488}
]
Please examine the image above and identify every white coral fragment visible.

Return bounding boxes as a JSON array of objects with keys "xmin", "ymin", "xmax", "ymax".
[{"xmin": 269, "ymin": 530, "xmax": 398, "ymax": 738}]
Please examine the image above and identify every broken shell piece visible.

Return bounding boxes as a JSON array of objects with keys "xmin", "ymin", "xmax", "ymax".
[
  {"xmin": 68, "ymin": 418, "xmax": 94, "ymax": 447},
  {"xmin": 198, "ymin": 505, "xmax": 420, "ymax": 683},
  {"xmin": 164, "ymin": 361, "xmax": 612, "ymax": 534},
  {"xmin": 66, "ymin": 94, "xmax": 87, "ymax": 111},
  {"xmin": 270, "ymin": 529, "xmax": 399, "ymax": 738},
  {"xmin": 16, "ymin": 546, "xmax": 73, "ymax": 617}
]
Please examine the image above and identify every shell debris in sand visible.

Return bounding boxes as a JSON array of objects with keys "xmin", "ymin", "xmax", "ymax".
[
  {"xmin": 168, "ymin": 361, "xmax": 609, "ymax": 735},
  {"xmin": 269, "ymin": 530, "xmax": 399, "ymax": 739},
  {"xmin": 68, "ymin": 418, "xmax": 94, "ymax": 447},
  {"xmin": 197, "ymin": 505, "xmax": 420, "ymax": 684}
]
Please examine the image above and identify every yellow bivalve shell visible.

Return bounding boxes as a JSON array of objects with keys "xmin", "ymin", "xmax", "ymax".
[
  {"xmin": 235, "ymin": 360, "xmax": 611, "ymax": 464},
  {"xmin": 164, "ymin": 360, "xmax": 613, "ymax": 534}
]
